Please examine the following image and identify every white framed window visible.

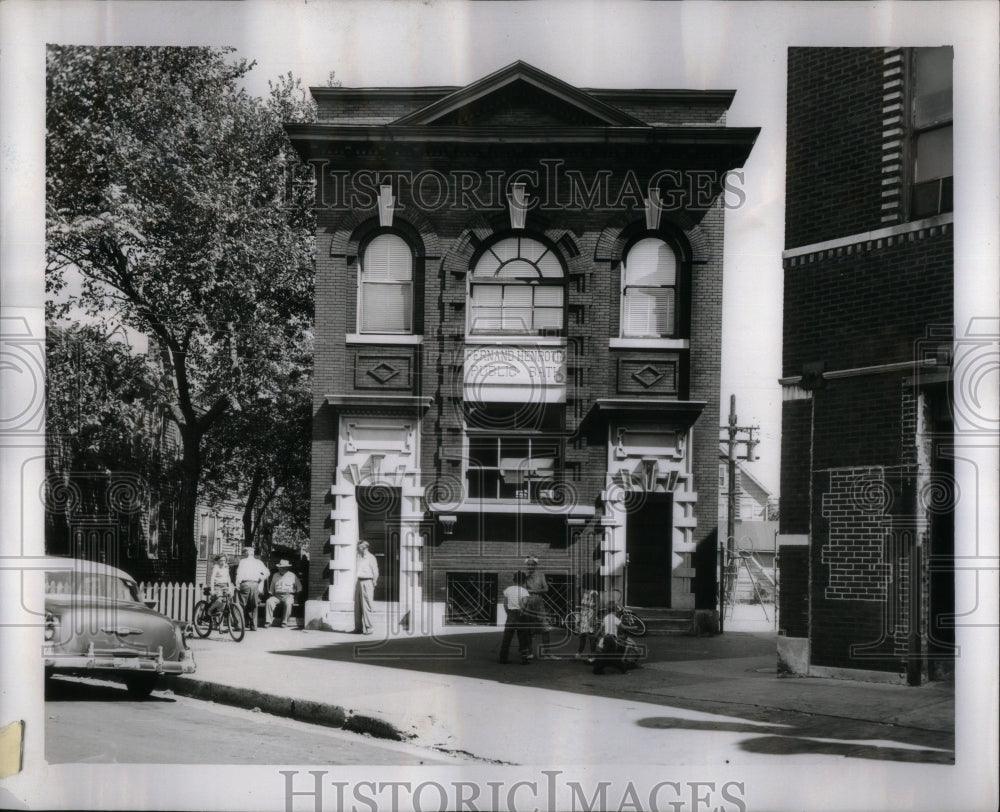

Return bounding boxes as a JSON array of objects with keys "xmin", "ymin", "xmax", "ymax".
[
  {"xmin": 621, "ymin": 237, "xmax": 677, "ymax": 337},
  {"xmin": 466, "ymin": 435, "xmax": 560, "ymax": 501},
  {"xmin": 359, "ymin": 233, "xmax": 413, "ymax": 333},
  {"xmin": 909, "ymin": 47, "xmax": 953, "ymax": 219},
  {"xmin": 468, "ymin": 236, "xmax": 565, "ymax": 335}
]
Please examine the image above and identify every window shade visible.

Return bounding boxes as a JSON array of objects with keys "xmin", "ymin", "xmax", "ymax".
[
  {"xmin": 362, "ymin": 284, "xmax": 411, "ymax": 332},
  {"xmin": 360, "ymin": 233, "xmax": 413, "ymax": 333},
  {"xmin": 624, "ymin": 288, "xmax": 675, "ymax": 336}
]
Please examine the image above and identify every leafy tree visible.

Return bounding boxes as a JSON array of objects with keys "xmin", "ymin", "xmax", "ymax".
[
  {"xmin": 45, "ymin": 323, "xmax": 168, "ymax": 565},
  {"xmin": 199, "ymin": 333, "xmax": 312, "ymax": 557},
  {"xmin": 46, "ymin": 46, "xmax": 315, "ymax": 578}
]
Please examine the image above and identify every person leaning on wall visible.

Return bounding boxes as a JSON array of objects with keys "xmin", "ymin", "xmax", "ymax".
[{"xmin": 353, "ymin": 540, "xmax": 379, "ymax": 635}]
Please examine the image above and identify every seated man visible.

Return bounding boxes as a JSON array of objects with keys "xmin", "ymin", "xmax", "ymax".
[{"xmin": 265, "ymin": 560, "xmax": 302, "ymax": 628}]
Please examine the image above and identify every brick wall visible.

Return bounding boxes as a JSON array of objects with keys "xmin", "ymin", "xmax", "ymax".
[
  {"xmin": 779, "ymin": 399, "xmax": 812, "ymax": 535},
  {"xmin": 777, "ymin": 545, "xmax": 808, "ymax": 638},
  {"xmin": 785, "ymin": 48, "xmax": 885, "ymax": 248},
  {"xmin": 783, "ymin": 229, "xmax": 953, "ymax": 377}
]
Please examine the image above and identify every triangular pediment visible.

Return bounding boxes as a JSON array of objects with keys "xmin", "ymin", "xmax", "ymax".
[{"xmin": 392, "ymin": 61, "xmax": 645, "ymax": 127}]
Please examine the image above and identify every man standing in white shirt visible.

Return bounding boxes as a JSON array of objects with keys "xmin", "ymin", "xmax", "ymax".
[
  {"xmin": 234, "ymin": 546, "xmax": 270, "ymax": 631},
  {"xmin": 498, "ymin": 571, "xmax": 531, "ymax": 664},
  {"xmin": 354, "ymin": 540, "xmax": 379, "ymax": 635}
]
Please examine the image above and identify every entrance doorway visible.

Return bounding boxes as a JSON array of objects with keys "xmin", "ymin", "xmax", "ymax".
[
  {"xmin": 356, "ymin": 486, "xmax": 400, "ymax": 602},
  {"xmin": 625, "ymin": 493, "xmax": 672, "ymax": 607}
]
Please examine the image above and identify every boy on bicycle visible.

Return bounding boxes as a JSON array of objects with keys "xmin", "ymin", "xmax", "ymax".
[
  {"xmin": 207, "ymin": 554, "xmax": 233, "ymax": 621},
  {"xmin": 592, "ymin": 607, "xmax": 641, "ymax": 674}
]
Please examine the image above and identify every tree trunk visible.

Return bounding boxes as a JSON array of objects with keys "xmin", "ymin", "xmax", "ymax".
[
  {"xmin": 243, "ymin": 466, "xmax": 264, "ymax": 549},
  {"xmin": 173, "ymin": 428, "xmax": 203, "ymax": 581}
]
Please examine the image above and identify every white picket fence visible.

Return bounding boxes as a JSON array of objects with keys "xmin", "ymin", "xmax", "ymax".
[{"xmin": 138, "ymin": 581, "xmax": 203, "ymax": 624}]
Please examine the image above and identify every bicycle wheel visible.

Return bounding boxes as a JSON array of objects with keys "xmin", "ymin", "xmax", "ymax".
[
  {"xmin": 564, "ymin": 611, "xmax": 582, "ymax": 636},
  {"xmin": 226, "ymin": 603, "xmax": 245, "ymax": 642},
  {"xmin": 192, "ymin": 601, "xmax": 212, "ymax": 638},
  {"xmin": 620, "ymin": 611, "xmax": 647, "ymax": 637}
]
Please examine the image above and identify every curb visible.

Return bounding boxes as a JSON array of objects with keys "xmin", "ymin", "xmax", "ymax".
[{"xmin": 170, "ymin": 678, "xmax": 410, "ymax": 741}]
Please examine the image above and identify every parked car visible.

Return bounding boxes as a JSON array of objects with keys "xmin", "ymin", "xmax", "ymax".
[{"xmin": 43, "ymin": 557, "xmax": 196, "ymax": 696}]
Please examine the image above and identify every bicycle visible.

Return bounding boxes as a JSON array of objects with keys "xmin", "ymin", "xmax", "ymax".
[
  {"xmin": 564, "ymin": 589, "xmax": 647, "ymax": 637},
  {"xmin": 192, "ymin": 587, "xmax": 245, "ymax": 642}
]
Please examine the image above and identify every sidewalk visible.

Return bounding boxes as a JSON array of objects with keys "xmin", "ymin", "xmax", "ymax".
[{"xmin": 170, "ymin": 605, "xmax": 954, "ymax": 766}]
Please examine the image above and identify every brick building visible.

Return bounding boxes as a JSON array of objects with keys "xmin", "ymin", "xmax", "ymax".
[
  {"xmin": 778, "ymin": 48, "xmax": 954, "ymax": 683},
  {"xmin": 287, "ymin": 62, "xmax": 758, "ymax": 632}
]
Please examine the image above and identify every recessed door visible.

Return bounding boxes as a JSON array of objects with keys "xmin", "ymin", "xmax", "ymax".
[{"xmin": 625, "ymin": 493, "xmax": 672, "ymax": 607}]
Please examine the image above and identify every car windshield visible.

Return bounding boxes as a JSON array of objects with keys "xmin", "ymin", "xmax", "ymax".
[{"xmin": 45, "ymin": 570, "xmax": 138, "ymax": 603}]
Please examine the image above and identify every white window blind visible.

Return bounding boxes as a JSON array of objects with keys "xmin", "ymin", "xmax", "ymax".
[
  {"xmin": 360, "ymin": 233, "xmax": 412, "ymax": 333},
  {"xmin": 622, "ymin": 238, "xmax": 677, "ymax": 336}
]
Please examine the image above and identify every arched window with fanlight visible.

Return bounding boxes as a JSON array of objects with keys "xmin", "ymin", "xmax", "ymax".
[
  {"xmin": 620, "ymin": 237, "xmax": 678, "ymax": 337},
  {"xmin": 358, "ymin": 232, "xmax": 413, "ymax": 334},
  {"xmin": 468, "ymin": 236, "xmax": 565, "ymax": 335}
]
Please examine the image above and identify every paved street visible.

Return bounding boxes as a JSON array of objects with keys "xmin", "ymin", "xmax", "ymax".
[{"xmin": 44, "ymin": 676, "xmax": 470, "ymax": 765}]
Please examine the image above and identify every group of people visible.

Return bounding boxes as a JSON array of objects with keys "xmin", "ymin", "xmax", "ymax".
[
  {"xmin": 499, "ymin": 558, "xmax": 640, "ymax": 674},
  {"xmin": 207, "ymin": 547, "xmax": 303, "ymax": 630}
]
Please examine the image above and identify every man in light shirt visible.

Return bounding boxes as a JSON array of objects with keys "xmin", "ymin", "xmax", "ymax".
[
  {"xmin": 498, "ymin": 571, "xmax": 531, "ymax": 664},
  {"xmin": 354, "ymin": 540, "xmax": 379, "ymax": 635},
  {"xmin": 234, "ymin": 546, "xmax": 270, "ymax": 631},
  {"xmin": 265, "ymin": 560, "xmax": 302, "ymax": 628}
]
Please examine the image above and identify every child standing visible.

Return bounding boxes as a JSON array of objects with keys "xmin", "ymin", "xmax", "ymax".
[{"xmin": 207, "ymin": 554, "xmax": 233, "ymax": 621}]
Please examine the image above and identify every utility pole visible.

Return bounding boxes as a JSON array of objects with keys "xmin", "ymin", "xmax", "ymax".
[{"xmin": 719, "ymin": 394, "xmax": 759, "ymax": 633}]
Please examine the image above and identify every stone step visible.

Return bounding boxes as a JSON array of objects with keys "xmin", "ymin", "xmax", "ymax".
[{"xmin": 626, "ymin": 608, "xmax": 695, "ymax": 636}]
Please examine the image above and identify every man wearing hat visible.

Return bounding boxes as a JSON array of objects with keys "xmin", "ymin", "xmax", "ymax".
[
  {"xmin": 354, "ymin": 540, "xmax": 379, "ymax": 635},
  {"xmin": 234, "ymin": 546, "xmax": 270, "ymax": 631},
  {"xmin": 265, "ymin": 560, "xmax": 302, "ymax": 628}
]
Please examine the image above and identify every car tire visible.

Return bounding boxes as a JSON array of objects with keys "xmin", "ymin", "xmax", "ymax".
[{"xmin": 124, "ymin": 674, "xmax": 158, "ymax": 697}]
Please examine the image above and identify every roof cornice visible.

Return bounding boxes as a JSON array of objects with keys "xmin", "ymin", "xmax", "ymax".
[
  {"xmin": 586, "ymin": 89, "xmax": 738, "ymax": 107},
  {"xmin": 311, "ymin": 87, "xmax": 459, "ymax": 101},
  {"xmin": 286, "ymin": 124, "xmax": 760, "ymax": 171},
  {"xmin": 287, "ymin": 123, "xmax": 759, "ymax": 147}
]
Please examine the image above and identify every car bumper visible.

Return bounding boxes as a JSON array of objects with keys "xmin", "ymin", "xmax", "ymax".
[{"xmin": 44, "ymin": 645, "xmax": 196, "ymax": 676}]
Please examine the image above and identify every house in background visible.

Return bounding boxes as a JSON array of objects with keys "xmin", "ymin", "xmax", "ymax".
[
  {"xmin": 718, "ymin": 451, "xmax": 775, "ymax": 522},
  {"xmin": 779, "ymin": 47, "xmax": 954, "ymax": 683},
  {"xmin": 287, "ymin": 62, "xmax": 759, "ymax": 632},
  {"xmin": 194, "ymin": 503, "xmax": 246, "ymax": 586},
  {"xmin": 718, "ymin": 451, "xmax": 777, "ymax": 606}
]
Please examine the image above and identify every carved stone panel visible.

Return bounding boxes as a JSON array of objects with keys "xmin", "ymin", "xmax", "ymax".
[
  {"xmin": 616, "ymin": 356, "xmax": 679, "ymax": 396},
  {"xmin": 353, "ymin": 352, "xmax": 413, "ymax": 391}
]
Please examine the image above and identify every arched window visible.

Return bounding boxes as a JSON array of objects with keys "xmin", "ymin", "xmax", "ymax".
[
  {"xmin": 468, "ymin": 236, "xmax": 564, "ymax": 335},
  {"xmin": 621, "ymin": 237, "xmax": 677, "ymax": 337},
  {"xmin": 359, "ymin": 233, "xmax": 413, "ymax": 333}
]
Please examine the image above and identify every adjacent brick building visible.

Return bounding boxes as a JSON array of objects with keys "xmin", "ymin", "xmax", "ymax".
[
  {"xmin": 779, "ymin": 48, "xmax": 954, "ymax": 683},
  {"xmin": 287, "ymin": 62, "xmax": 758, "ymax": 632}
]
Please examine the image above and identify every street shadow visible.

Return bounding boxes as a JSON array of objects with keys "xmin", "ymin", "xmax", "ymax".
[
  {"xmin": 739, "ymin": 734, "xmax": 954, "ymax": 764},
  {"xmin": 634, "ymin": 715, "xmax": 954, "ymax": 765},
  {"xmin": 270, "ymin": 628, "xmax": 780, "ymax": 709},
  {"xmin": 636, "ymin": 715, "xmax": 787, "ymax": 735},
  {"xmin": 45, "ymin": 676, "xmax": 176, "ymax": 703}
]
